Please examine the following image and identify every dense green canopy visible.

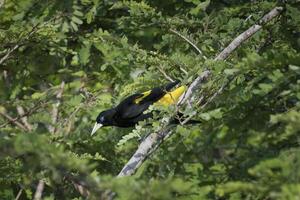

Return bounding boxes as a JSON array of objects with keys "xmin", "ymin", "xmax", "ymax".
[{"xmin": 0, "ymin": 0, "xmax": 300, "ymax": 199}]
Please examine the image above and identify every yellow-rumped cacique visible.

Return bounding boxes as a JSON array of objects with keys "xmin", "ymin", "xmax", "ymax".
[{"xmin": 91, "ymin": 80, "xmax": 196, "ymax": 135}]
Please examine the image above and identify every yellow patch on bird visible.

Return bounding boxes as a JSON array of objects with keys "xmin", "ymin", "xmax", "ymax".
[
  {"xmin": 134, "ymin": 90, "xmax": 151, "ymax": 104},
  {"xmin": 156, "ymin": 85, "xmax": 186, "ymax": 106},
  {"xmin": 134, "ymin": 86, "xmax": 186, "ymax": 105}
]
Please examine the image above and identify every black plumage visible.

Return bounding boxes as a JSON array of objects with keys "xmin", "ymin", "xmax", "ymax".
[
  {"xmin": 96, "ymin": 80, "xmax": 179, "ymax": 128},
  {"xmin": 91, "ymin": 80, "xmax": 200, "ymax": 135}
]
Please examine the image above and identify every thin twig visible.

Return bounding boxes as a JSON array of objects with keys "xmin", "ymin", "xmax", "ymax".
[
  {"xmin": 15, "ymin": 188, "xmax": 23, "ymax": 200},
  {"xmin": 117, "ymin": 6, "xmax": 283, "ymax": 177},
  {"xmin": 244, "ymin": 14, "xmax": 253, "ymax": 22},
  {"xmin": 200, "ymin": 76, "xmax": 234, "ymax": 109},
  {"xmin": 16, "ymin": 105, "xmax": 33, "ymax": 131},
  {"xmin": 0, "ymin": 15, "xmax": 62, "ymax": 66},
  {"xmin": 157, "ymin": 65, "xmax": 174, "ymax": 82},
  {"xmin": 0, "ymin": 101, "xmax": 47, "ymax": 129},
  {"xmin": 63, "ymin": 171, "xmax": 112, "ymax": 199},
  {"xmin": 170, "ymin": 29, "xmax": 207, "ymax": 59},
  {"xmin": 0, "ymin": 111, "xmax": 28, "ymax": 130},
  {"xmin": 181, "ymin": 77, "xmax": 234, "ymax": 125},
  {"xmin": 0, "ymin": 45, "xmax": 20, "ymax": 65},
  {"xmin": 71, "ymin": 180, "xmax": 90, "ymax": 197},
  {"xmin": 177, "ymin": 70, "xmax": 211, "ymax": 106},
  {"xmin": 179, "ymin": 67, "xmax": 188, "ymax": 75},
  {"xmin": 0, "ymin": 22, "xmax": 40, "ymax": 66},
  {"xmin": 33, "ymin": 180, "xmax": 44, "ymax": 200},
  {"xmin": 56, "ymin": 89, "xmax": 100, "ymax": 134},
  {"xmin": 49, "ymin": 81, "xmax": 65, "ymax": 134}
]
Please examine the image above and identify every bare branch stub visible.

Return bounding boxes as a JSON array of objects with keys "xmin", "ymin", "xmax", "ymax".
[
  {"xmin": 33, "ymin": 180, "xmax": 45, "ymax": 200},
  {"xmin": 15, "ymin": 188, "xmax": 23, "ymax": 200},
  {"xmin": 17, "ymin": 105, "xmax": 33, "ymax": 131},
  {"xmin": 49, "ymin": 81, "xmax": 65, "ymax": 134}
]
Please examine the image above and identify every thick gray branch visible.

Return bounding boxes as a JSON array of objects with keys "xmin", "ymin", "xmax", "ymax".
[
  {"xmin": 117, "ymin": 6, "xmax": 283, "ymax": 177},
  {"xmin": 118, "ymin": 129, "xmax": 171, "ymax": 176},
  {"xmin": 178, "ymin": 70, "xmax": 211, "ymax": 106},
  {"xmin": 215, "ymin": 7, "xmax": 283, "ymax": 61}
]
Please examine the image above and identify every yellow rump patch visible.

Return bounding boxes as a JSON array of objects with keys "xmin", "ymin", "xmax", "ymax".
[
  {"xmin": 156, "ymin": 86, "xmax": 186, "ymax": 106},
  {"xmin": 134, "ymin": 86, "xmax": 186, "ymax": 105}
]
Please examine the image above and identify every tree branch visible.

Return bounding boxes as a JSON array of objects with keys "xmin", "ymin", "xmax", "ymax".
[
  {"xmin": 0, "ymin": 23, "xmax": 40, "ymax": 66},
  {"xmin": 215, "ymin": 7, "xmax": 283, "ymax": 61},
  {"xmin": 16, "ymin": 105, "xmax": 33, "ymax": 131},
  {"xmin": 117, "ymin": 6, "xmax": 283, "ymax": 177},
  {"xmin": 14, "ymin": 188, "xmax": 23, "ymax": 200},
  {"xmin": 0, "ymin": 15, "xmax": 62, "ymax": 66},
  {"xmin": 0, "ymin": 111, "xmax": 28, "ymax": 131},
  {"xmin": 170, "ymin": 29, "xmax": 207, "ymax": 59},
  {"xmin": 33, "ymin": 180, "xmax": 44, "ymax": 200},
  {"xmin": 49, "ymin": 81, "xmax": 65, "ymax": 134},
  {"xmin": 0, "ymin": 101, "xmax": 47, "ymax": 129},
  {"xmin": 157, "ymin": 65, "xmax": 174, "ymax": 82}
]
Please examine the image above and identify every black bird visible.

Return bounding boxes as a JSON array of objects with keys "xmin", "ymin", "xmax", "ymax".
[{"xmin": 91, "ymin": 80, "xmax": 186, "ymax": 135}]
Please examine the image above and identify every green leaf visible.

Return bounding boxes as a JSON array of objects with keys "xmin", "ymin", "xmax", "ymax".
[
  {"xmin": 72, "ymin": 16, "xmax": 83, "ymax": 25},
  {"xmin": 224, "ymin": 68, "xmax": 239, "ymax": 75},
  {"xmin": 70, "ymin": 21, "xmax": 78, "ymax": 31},
  {"xmin": 289, "ymin": 64, "xmax": 300, "ymax": 71},
  {"xmin": 258, "ymin": 83, "xmax": 273, "ymax": 93},
  {"xmin": 71, "ymin": 54, "xmax": 79, "ymax": 66},
  {"xmin": 199, "ymin": 108, "xmax": 223, "ymax": 121},
  {"xmin": 72, "ymin": 71, "xmax": 86, "ymax": 77},
  {"xmin": 61, "ymin": 21, "xmax": 69, "ymax": 32},
  {"xmin": 190, "ymin": 0, "xmax": 211, "ymax": 15},
  {"xmin": 74, "ymin": 10, "xmax": 84, "ymax": 17},
  {"xmin": 31, "ymin": 92, "xmax": 46, "ymax": 99},
  {"xmin": 79, "ymin": 45, "xmax": 91, "ymax": 65}
]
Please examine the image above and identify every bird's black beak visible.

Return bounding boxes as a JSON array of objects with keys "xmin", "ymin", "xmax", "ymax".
[{"xmin": 91, "ymin": 122, "xmax": 103, "ymax": 136}]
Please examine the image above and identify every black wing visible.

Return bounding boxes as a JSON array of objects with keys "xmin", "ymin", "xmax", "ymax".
[
  {"xmin": 115, "ymin": 93, "xmax": 151, "ymax": 119},
  {"xmin": 115, "ymin": 80, "xmax": 180, "ymax": 120}
]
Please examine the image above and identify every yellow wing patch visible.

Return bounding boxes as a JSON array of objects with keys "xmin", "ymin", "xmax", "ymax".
[
  {"xmin": 134, "ymin": 90, "xmax": 151, "ymax": 104},
  {"xmin": 156, "ymin": 85, "xmax": 186, "ymax": 106}
]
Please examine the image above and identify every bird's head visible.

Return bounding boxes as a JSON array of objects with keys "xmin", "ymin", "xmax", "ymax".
[{"xmin": 91, "ymin": 109, "xmax": 116, "ymax": 136}]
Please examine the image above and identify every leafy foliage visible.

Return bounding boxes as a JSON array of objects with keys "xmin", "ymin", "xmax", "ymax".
[{"xmin": 0, "ymin": 0, "xmax": 300, "ymax": 199}]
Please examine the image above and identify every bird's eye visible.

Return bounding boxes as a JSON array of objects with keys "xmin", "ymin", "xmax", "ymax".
[{"xmin": 100, "ymin": 116, "xmax": 105, "ymax": 122}]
